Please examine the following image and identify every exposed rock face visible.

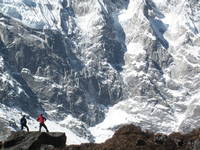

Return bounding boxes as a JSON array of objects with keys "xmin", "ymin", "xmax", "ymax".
[
  {"xmin": 0, "ymin": 0, "xmax": 200, "ymax": 143},
  {"xmin": 0, "ymin": 9, "xmax": 124, "ymax": 126},
  {"xmin": 0, "ymin": 131, "xmax": 66, "ymax": 150}
]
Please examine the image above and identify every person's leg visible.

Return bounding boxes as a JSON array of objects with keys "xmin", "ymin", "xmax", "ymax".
[
  {"xmin": 42, "ymin": 123, "xmax": 49, "ymax": 132},
  {"xmin": 39, "ymin": 123, "xmax": 42, "ymax": 132},
  {"xmin": 25, "ymin": 124, "xmax": 29, "ymax": 132},
  {"xmin": 21, "ymin": 125, "xmax": 24, "ymax": 130}
]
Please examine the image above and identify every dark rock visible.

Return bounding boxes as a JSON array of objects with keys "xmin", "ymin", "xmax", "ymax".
[
  {"xmin": 136, "ymin": 139, "xmax": 146, "ymax": 146},
  {"xmin": 192, "ymin": 139, "xmax": 200, "ymax": 150},
  {"xmin": 154, "ymin": 133, "xmax": 168, "ymax": 144},
  {"xmin": 169, "ymin": 132, "xmax": 184, "ymax": 147},
  {"xmin": 0, "ymin": 131, "xmax": 66, "ymax": 150}
]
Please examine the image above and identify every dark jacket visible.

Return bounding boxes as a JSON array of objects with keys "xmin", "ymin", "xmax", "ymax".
[{"xmin": 20, "ymin": 117, "xmax": 27, "ymax": 125}]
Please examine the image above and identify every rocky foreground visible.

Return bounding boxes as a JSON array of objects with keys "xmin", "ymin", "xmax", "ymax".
[
  {"xmin": 2, "ymin": 125, "xmax": 200, "ymax": 150},
  {"xmin": 0, "ymin": 131, "xmax": 66, "ymax": 150}
]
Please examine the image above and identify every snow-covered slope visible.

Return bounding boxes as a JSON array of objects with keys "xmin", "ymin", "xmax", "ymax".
[
  {"xmin": 121, "ymin": 0, "xmax": 200, "ymax": 132},
  {"xmin": 0, "ymin": 0, "xmax": 200, "ymax": 144},
  {"xmin": 90, "ymin": 0, "xmax": 200, "ymax": 142},
  {"xmin": 0, "ymin": 0, "xmax": 62, "ymax": 30},
  {"xmin": 0, "ymin": 103, "xmax": 89, "ymax": 144}
]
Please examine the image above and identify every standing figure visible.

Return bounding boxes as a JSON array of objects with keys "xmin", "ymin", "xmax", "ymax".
[
  {"xmin": 20, "ymin": 115, "xmax": 29, "ymax": 132},
  {"xmin": 37, "ymin": 114, "xmax": 49, "ymax": 132}
]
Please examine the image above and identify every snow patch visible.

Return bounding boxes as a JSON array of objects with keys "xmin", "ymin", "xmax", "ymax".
[{"xmin": 127, "ymin": 42, "xmax": 145, "ymax": 55}]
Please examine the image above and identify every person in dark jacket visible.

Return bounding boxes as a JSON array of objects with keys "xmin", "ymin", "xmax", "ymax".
[
  {"xmin": 37, "ymin": 114, "xmax": 49, "ymax": 132},
  {"xmin": 20, "ymin": 115, "xmax": 29, "ymax": 132}
]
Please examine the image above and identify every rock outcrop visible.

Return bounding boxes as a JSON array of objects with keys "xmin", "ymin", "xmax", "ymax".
[
  {"xmin": 2, "ymin": 125, "xmax": 200, "ymax": 150},
  {"xmin": 0, "ymin": 131, "xmax": 66, "ymax": 150},
  {"xmin": 61, "ymin": 124, "xmax": 200, "ymax": 150}
]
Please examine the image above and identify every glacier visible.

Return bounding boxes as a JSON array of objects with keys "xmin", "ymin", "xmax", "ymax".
[{"xmin": 0, "ymin": 0, "xmax": 200, "ymax": 144}]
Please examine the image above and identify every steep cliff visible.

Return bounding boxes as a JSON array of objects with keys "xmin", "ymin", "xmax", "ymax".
[{"xmin": 0, "ymin": 0, "xmax": 200, "ymax": 143}]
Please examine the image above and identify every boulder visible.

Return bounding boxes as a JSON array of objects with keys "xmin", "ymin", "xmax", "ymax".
[{"xmin": 0, "ymin": 131, "xmax": 66, "ymax": 150}]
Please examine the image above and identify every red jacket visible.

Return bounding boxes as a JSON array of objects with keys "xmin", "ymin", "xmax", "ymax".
[{"xmin": 37, "ymin": 115, "xmax": 46, "ymax": 124}]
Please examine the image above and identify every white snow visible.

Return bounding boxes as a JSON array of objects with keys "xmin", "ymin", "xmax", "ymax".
[
  {"xmin": 46, "ymin": 120, "xmax": 89, "ymax": 144},
  {"xmin": 0, "ymin": 73, "xmax": 15, "ymax": 87},
  {"xmin": 76, "ymin": 12, "xmax": 96, "ymax": 34},
  {"xmin": 0, "ymin": 0, "xmax": 62, "ymax": 29},
  {"xmin": 90, "ymin": 100, "xmax": 142, "ymax": 143},
  {"xmin": 0, "ymin": 104, "xmax": 89, "ymax": 144},
  {"xmin": 118, "ymin": 0, "xmax": 135, "ymax": 22},
  {"xmin": 127, "ymin": 42, "xmax": 143, "ymax": 54}
]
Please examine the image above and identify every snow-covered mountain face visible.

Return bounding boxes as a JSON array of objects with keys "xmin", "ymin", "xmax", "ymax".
[
  {"xmin": 0, "ymin": 0, "xmax": 200, "ymax": 144},
  {"xmin": 119, "ymin": 0, "xmax": 200, "ymax": 133}
]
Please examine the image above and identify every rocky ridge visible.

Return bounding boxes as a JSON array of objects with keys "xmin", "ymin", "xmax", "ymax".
[
  {"xmin": 56, "ymin": 124, "xmax": 200, "ymax": 150},
  {"xmin": 3, "ymin": 124, "xmax": 200, "ymax": 150},
  {"xmin": 0, "ymin": 131, "xmax": 66, "ymax": 150}
]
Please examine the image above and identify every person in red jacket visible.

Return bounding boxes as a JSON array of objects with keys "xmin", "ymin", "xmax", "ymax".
[{"xmin": 37, "ymin": 114, "xmax": 49, "ymax": 132}]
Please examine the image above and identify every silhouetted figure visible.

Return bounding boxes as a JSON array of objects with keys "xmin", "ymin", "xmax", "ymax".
[
  {"xmin": 20, "ymin": 115, "xmax": 29, "ymax": 132},
  {"xmin": 37, "ymin": 114, "xmax": 49, "ymax": 132}
]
